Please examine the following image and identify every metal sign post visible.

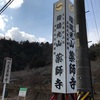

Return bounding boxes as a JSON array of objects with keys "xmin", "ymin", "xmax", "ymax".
[
  {"xmin": 2, "ymin": 83, "xmax": 6, "ymax": 100},
  {"xmin": 1, "ymin": 57, "xmax": 12, "ymax": 100}
]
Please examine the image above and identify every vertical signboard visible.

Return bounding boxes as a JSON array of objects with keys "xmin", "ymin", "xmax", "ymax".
[
  {"xmin": 52, "ymin": 0, "xmax": 66, "ymax": 93},
  {"xmin": 3, "ymin": 57, "xmax": 12, "ymax": 83},
  {"xmin": 66, "ymin": 0, "xmax": 76, "ymax": 93},
  {"xmin": 52, "ymin": 0, "xmax": 76, "ymax": 93}
]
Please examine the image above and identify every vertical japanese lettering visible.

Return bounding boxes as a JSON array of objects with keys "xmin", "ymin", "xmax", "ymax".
[
  {"xmin": 69, "ymin": 23, "xmax": 73, "ymax": 31},
  {"xmin": 55, "ymin": 66, "xmax": 63, "ymax": 76},
  {"xmin": 56, "ymin": 40, "xmax": 62, "ymax": 47},
  {"xmin": 69, "ymin": 63, "xmax": 75, "ymax": 76},
  {"xmin": 57, "ymin": 23, "xmax": 62, "ymax": 29},
  {"xmin": 66, "ymin": 14, "xmax": 76, "ymax": 92},
  {"xmin": 52, "ymin": 1, "xmax": 66, "ymax": 93},
  {"xmin": 55, "ymin": 53, "xmax": 63, "ymax": 63},
  {"xmin": 57, "ymin": 31, "xmax": 62, "ymax": 38},
  {"xmin": 69, "ymin": 16, "xmax": 73, "ymax": 24},
  {"xmin": 55, "ymin": 78, "xmax": 63, "ymax": 90},
  {"xmin": 57, "ymin": 15, "xmax": 62, "ymax": 21},
  {"xmin": 69, "ymin": 51, "xmax": 75, "ymax": 62},
  {"xmin": 69, "ymin": 40, "xmax": 74, "ymax": 48},
  {"xmin": 69, "ymin": 77, "xmax": 76, "ymax": 90}
]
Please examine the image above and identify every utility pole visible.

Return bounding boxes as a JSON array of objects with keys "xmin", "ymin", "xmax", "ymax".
[{"xmin": 74, "ymin": 0, "xmax": 93, "ymax": 99}]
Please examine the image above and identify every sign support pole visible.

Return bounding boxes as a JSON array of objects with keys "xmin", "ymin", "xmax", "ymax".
[
  {"xmin": 50, "ymin": 93, "xmax": 77, "ymax": 100},
  {"xmin": 66, "ymin": 94, "xmax": 68, "ymax": 100},
  {"xmin": 2, "ymin": 83, "xmax": 6, "ymax": 100},
  {"xmin": 1, "ymin": 57, "xmax": 12, "ymax": 100}
]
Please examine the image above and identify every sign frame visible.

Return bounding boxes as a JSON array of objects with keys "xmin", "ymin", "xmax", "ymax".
[{"xmin": 52, "ymin": 0, "xmax": 77, "ymax": 94}]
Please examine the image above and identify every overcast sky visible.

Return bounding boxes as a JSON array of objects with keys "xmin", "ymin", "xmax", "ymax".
[{"xmin": 0, "ymin": 0, "xmax": 100, "ymax": 46}]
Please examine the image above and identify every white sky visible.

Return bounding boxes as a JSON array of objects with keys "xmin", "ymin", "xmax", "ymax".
[{"xmin": 0, "ymin": 0, "xmax": 100, "ymax": 45}]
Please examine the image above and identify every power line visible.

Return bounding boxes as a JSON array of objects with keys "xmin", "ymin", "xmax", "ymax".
[
  {"xmin": 90, "ymin": 0, "xmax": 100, "ymax": 42},
  {"xmin": 0, "ymin": 0, "xmax": 14, "ymax": 14}
]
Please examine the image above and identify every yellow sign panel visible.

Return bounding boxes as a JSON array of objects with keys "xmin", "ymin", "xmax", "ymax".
[
  {"xmin": 68, "ymin": 4, "xmax": 74, "ymax": 12},
  {"xmin": 56, "ymin": 2, "xmax": 63, "ymax": 11}
]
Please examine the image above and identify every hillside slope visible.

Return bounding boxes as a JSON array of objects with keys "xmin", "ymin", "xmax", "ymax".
[{"xmin": 0, "ymin": 59, "xmax": 100, "ymax": 100}]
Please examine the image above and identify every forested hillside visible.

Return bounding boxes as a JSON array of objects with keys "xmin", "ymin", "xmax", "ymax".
[
  {"xmin": 0, "ymin": 39, "xmax": 52, "ymax": 74},
  {"xmin": 89, "ymin": 42, "xmax": 100, "ymax": 61},
  {"xmin": 0, "ymin": 39, "xmax": 100, "ymax": 74},
  {"xmin": 0, "ymin": 39, "xmax": 100, "ymax": 99}
]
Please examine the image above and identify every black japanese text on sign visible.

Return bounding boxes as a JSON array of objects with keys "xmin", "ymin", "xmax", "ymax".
[
  {"xmin": 52, "ymin": 0, "xmax": 66, "ymax": 93},
  {"xmin": 3, "ymin": 58, "xmax": 12, "ymax": 84},
  {"xmin": 66, "ymin": 7, "xmax": 76, "ymax": 93}
]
